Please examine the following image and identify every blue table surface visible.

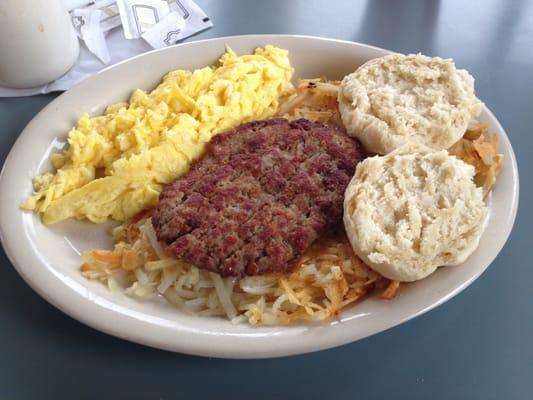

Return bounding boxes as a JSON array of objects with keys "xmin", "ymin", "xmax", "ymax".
[{"xmin": 1, "ymin": 1, "xmax": 532, "ymax": 399}]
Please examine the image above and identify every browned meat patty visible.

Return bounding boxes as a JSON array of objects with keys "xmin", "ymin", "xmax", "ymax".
[{"xmin": 152, "ymin": 118, "xmax": 366, "ymax": 277}]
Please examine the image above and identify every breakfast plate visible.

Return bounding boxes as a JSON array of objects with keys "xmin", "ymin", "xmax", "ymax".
[{"xmin": 0, "ymin": 35, "xmax": 519, "ymax": 358}]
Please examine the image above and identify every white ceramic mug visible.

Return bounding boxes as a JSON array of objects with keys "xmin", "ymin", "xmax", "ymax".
[{"xmin": 0, "ymin": 0, "xmax": 80, "ymax": 88}]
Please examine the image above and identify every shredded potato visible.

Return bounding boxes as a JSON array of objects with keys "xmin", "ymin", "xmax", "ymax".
[
  {"xmin": 380, "ymin": 280, "xmax": 400, "ymax": 300},
  {"xmin": 278, "ymin": 78, "xmax": 343, "ymax": 126},
  {"xmin": 81, "ymin": 217, "xmax": 392, "ymax": 325},
  {"xmin": 449, "ymin": 123, "xmax": 503, "ymax": 195}
]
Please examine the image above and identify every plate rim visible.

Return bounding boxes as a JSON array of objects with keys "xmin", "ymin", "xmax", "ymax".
[{"xmin": 0, "ymin": 34, "xmax": 520, "ymax": 358}]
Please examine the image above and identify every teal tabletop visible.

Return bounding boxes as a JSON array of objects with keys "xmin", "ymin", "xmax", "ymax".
[{"xmin": 1, "ymin": 1, "xmax": 531, "ymax": 399}]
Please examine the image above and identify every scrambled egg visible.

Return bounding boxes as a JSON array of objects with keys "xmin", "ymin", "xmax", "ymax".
[{"xmin": 22, "ymin": 45, "xmax": 293, "ymax": 224}]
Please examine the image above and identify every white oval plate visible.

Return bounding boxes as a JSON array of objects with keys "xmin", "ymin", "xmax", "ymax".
[{"xmin": 0, "ymin": 35, "xmax": 519, "ymax": 358}]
